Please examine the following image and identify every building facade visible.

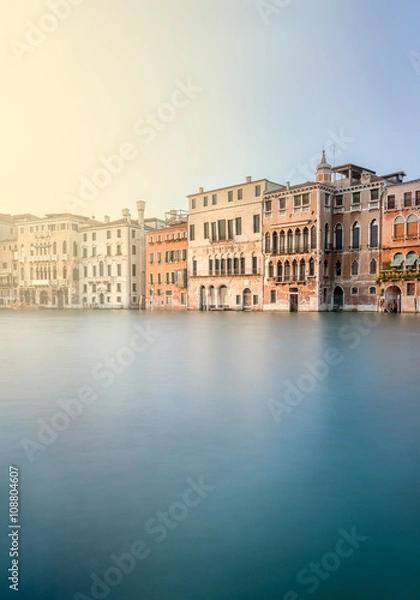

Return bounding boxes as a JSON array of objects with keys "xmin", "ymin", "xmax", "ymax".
[
  {"xmin": 0, "ymin": 215, "xmax": 18, "ymax": 307},
  {"xmin": 146, "ymin": 211, "xmax": 188, "ymax": 310},
  {"xmin": 187, "ymin": 176, "xmax": 282, "ymax": 310}
]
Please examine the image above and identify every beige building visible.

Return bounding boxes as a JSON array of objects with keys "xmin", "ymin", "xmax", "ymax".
[
  {"xmin": 0, "ymin": 214, "xmax": 18, "ymax": 307},
  {"xmin": 187, "ymin": 176, "xmax": 282, "ymax": 310}
]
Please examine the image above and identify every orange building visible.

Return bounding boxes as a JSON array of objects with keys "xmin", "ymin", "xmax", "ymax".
[
  {"xmin": 379, "ymin": 178, "xmax": 420, "ymax": 312},
  {"xmin": 145, "ymin": 211, "xmax": 188, "ymax": 310}
]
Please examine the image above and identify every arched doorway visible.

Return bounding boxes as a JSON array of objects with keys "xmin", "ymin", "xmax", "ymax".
[
  {"xmin": 218, "ymin": 285, "xmax": 228, "ymax": 309},
  {"xmin": 385, "ymin": 285, "xmax": 401, "ymax": 313},
  {"xmin": 39, "ymin": 291, "xmax": 48, "ymax": 306},
  {"xmin": 99, "ymin": 293, "xmax": 105, "ymax": 305},
  {"xmin": 243, "ymin": 288, "xmax": 252, "ymax": 311},
  {"xmin": 333, "ymin": 286, "xmax": 344, "ymax": 311},
  {"xmin": 199, "ymin": 286, "xmax": 206, "ymax": 311}
]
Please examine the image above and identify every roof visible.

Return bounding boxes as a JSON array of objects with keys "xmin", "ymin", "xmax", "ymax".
[
  {"xmin": 187, "ymin": 178, "xmax": 282, "ymax": 198},
  {"xmin": 333, "ymin": 164, "xmax": 376, "ymax": 175}
]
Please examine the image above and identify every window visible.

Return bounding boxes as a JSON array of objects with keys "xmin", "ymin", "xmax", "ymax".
[
  {"xmin": 270, "ymin": 289, "xmax": 276, "ymax": 303},
  {"xmin": 335, "ymin": 195, "xmax": 343, "ymax": 208},
  {"xmin": 83, "ymin": 247, "xmax": 87, "ymax": 258},
  {"xmin": 117, "ymin": 229, "xmax": 121, "ymax": 238},
  {"xmin": 165, "ymin": 291, "xmax": 172, "ymax": 305},
  {"xmin": 393, "ymin": 216, "xmax": 404, "ymax": 239},
  {"xmin": 334, "ymin": 224, "xmax": 343, "ymax": 250},
  {"xmin": 116, "ymin": 244, "xmax": 121, "ymax": 255},
  {"xmin": 228, "ymin": 190, "xmax": 233, "ymax": 202},
  {"xmin": 369, "ymin": 259, "xmax": 377, "ymax": 274},
  {"xmin": 407, "ymin": 283, "xmax": 415, "ymax": 296},
  {"xmin": 106, "ymin": 246, "xmax": 111, "ymax": 256},
  {"xmin": 211, "ymin": 222, "xmax": 217, "ymax": 241},
  {"xmin": 149, "ymin": 273, "xmax": 154, "ymax": 285},
  {"xmin": 351, "ymin": 260, "xmax": 359, "ymax": 275},
  {"xmin": 252, "ymin": 295, "xmax": 258, "ymax": 306},
  {"xmin": 351, "ymin": 287, "xmax": 359, "ymax": 295},
  {"xmin": 92, "ymin": 233, "xmax": 96, "ymax": 241},
  {"xmin": 352, "ymin": 192, "xmax": 361, "ymax": 205},
  {"xmin": 324, "ymin": 193, "xmax": 330, "ymax": 207},
  {"xmin": 264, "ymin": 200, "xmax": 272, "ymax": 212},
  {"xmin": 302, "ymin": 193, "xmax": 309, "ymax": 206},
  {"xmin": 209, "ymin": 258, "xmax": 213, "ymax": 275},
  {"xmin": 370, "ymin": 188, "xmax": 379, "ymax": 201},
  {"xmin": 351, "ymin": 222, "xmax": 361, "ymax": 249},
  {"xmin": 370, "ymin": 219, "xmax": 379, "ymax": 248},
  {"xmin": 311, "ymin": 226, "xmax": 316, "ymax": 250},
  {"xmin": 404, "ymin": 192, "xmax": 412, "ymax": 207},
  {"xmin": 182, "ymin": 249, "xmax": 187, "ymax": 261},
  {"xmin": 294, "ymin": 195, "xmax": 301, "ymax": 208},
  {"xmin": 204, "ymin": 222, "xmax": 209, "ymax": 239},
  {"xmin": 117, "ymin": 283, "xmax": 121, "ymax": 292},
  {"xmin": 132, "ymin": 283, "xmax": 137, "ymax": 292},
  {"xmin": 149, "ymin": 253, "xmax": 154, "ymax": 264},
  {"xmin": 83, "ymin": 266, "xmax": 88, "ymax": 278},
  {"xmin": 132, "ymin": 230, "xmax": 136, "ymax": 238},
  {"xmin": 131, "ymin": 245, "xmax": 136, "ymax": 255},
  {"xmin": 83, "ymin": 233, "xmax": 87, "ymax": 242},
  {"xmin": 218, "ymin": 220, "xmax": 226, "ymax": 240},
  {"xmin": 268, "ymin": 261, "xmax": 274, "ymax": 278},
  {"xmin": 324, "ymin": 224, "xmax": 330, "ymax": 249},
  {"xmin": 189, "ymin": 224, "xmax": 195, "ymax": 241},
  {"xmin": 369, "ymin": 286, "xmax": 377, "ymax": 295},
  {"xmin": 253, "ymin": 214, "xmax": 260, "ymax": 233},
  {"xmin": 191, "ymin": 198, "xmax": 196, "ymax": 209},
  {"xmin": 212, "ymin": 194, "xmax": 217, "ymax": 205},
  {"xmin": 203, "ymin": 196, "xmax": 208, "ymax": 207},
  {"xmin": 92, "ymin": 246, "xmax": 97, "ymax": 257},
  {"xmin": 236, "ymin": 295, "xmax": 241, "ymax": 305},
  {"xmin": 237, "ymin": 188, "xmax": 243, "ymax": 200},
  {"xmin": 227, "ymin": 219, "xmax": 233, "ymax": 240},
  {"xmin": 107, "ymin": 230, "xmax": 111, "ymax": 239},
  {"xmin": 324, "ymin": 259, "xmax": 329, "ymax": 277},
  {"xmin": 181, "ymin": 293, "xmax": 186, "ymax": 305},
  {"xmin": 192, "ymin": 259, "xmax": 197, "ymax": 276},
  {"xmin": 252, "ymin": 255, "xmax": 258, "ymax": 275},
  {"xmin": 407, "ymin": 214, "xmax": 418, "ymax": 237},
  {"xmin": 265, "ymin": 233, "xmax": 271, "ymax": 253},
  {"xmin": 235, "ymin": 218, "xmax": 242, "ymax": 236},
  {"xmin": 117, "ymin": 296, "xmax": 121, "ymax": 303},
  {"xmin": 416, "ymin": 191, "xmax": 420, "ymax": 206},
  {"xmin": 255, "ymin": 185, "xmax": 261, "ymax": 197},
  {"xmin": 280, "ymin": 230, "xmax": 285, "ymax": 253},
  {"xmin": 335, "ymin": 261, "xmax": 342, "ymax": 276},
  {"xmin": 240, "ymin": 256, "xmax": 245, "ymax": 275},
  {"xmin": 157, "ymin": 252, "xmax": 162, "ymax": 263},
  {"xmin": 387, "ymin": 194, "xmax": 396, "ymax": 210},
  {"xmin": 117, "ymin": 264, "xmax": 122, "ymax": 276},
  {"xmin": 107, "ymin": 265, "xmax": 112, "ymax": 276}
]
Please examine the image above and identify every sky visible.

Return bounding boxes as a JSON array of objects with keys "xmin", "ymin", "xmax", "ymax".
[{"xmin": 1, "ymin": 0, "xmax": 420, "ymax": 221}]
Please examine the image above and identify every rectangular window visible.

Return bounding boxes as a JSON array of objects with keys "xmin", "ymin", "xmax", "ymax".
[
  {"xmin": 204, "ymin": 222, "xmax": 209, "ymax": 239},
  {"xmin": 116, "ymin": 245, "xmax": 121, "ymax": 255},
  {"xmin": 189, "ymin": 224, "xmax": 195, "ymax": 241},
  {"xmin": 252, "ymin": 294, "xmax": 258, "ymax": 306},
  {"xmin": 227, "ymin": 220, "xmax": 233, "ymax": 239},
  {"xmin": 149, "ymin": 273, "xmax": 154, "ymax": 284},
  {"xmin": 157, "ymin": 273, "xmax": 161, "ymax": 284},
  {"xmin": 255, "ymin": 184, "xmax": 261, "ymax": 197},
  {"xmin": 191, "ymin": 198, "xmax": 196, "ymax": 209},
  {"xmin": 387, "ymin": 195, "xmax": 396, "ymax": 210},
  {"xmin": 236, "ymin": 295, "xmax": 241, "ymax": 305},
  {"xmin": 252, "ymin": 256, "xmax": 258, "ymax": 274},
  {"xmin": 132, "ymin": 230, "xmax": 136, "ymax": 238},
  {"xmin": 324, "ymin": 193, "xmax": 330, "ymax": 207},
  {"xmin": 253, "ymin": 214, "xmax": 260, "ymax": 233},
  {"xmin": 228, "ymin": 190, "xmax": 233, "ymax": 202},
  {"xmin": 107, "ymin": 265, "xmax": 112, "ymax": 276},
  {"xmin": 415, "ymin": 191, "xmax": 420, "ymax": 206},
  {"xmin": 182, "ymin": 249, "xmax": 187, "ymax": 261},
  {"xmin": 132, "ymin": 245, "xmax": 136, "ymax": 255},
  {"xmin": 237, "ymin": 188, "xmax": 243, "ymax": 200},
  {"xmin": 235, "ymin": 217, "xmax": 242, "ymax": 236},
  {"xmin": 166, "ymin": 272, "xmax": 170, "ymax": 284},
  {"xmin": 265, "ymin": 199, "xmax": 272, "ymax": 212},
  {"xmin": 279, "ymin": 198, "xmax": 286, "ymax": 211},
  {"xmin": 218, "ymin": 220, "xmax": 226, "ymax": 240},
  {"xmin": 212, "ymin": 194, "xmax": 217, "ymax": 205},
  {"xmin": 117, "ymin": 229, "xmax": 121, "ymax": 238},
  {"xmin": 407, "ymin": 283, "xmax": 415, "ymax": 296},
  {"xmin": 117, "ymin": 283, "xmax": 121, "ymax": 292},
  {"xmin": 165, "ymin": 291, "xmax": 172, "ymax": 305},
  {"xmin": 192, "ymin": 260, "xmax": 197, "ymax": 276},
  {"xmin": 157, "ymin": 252, "xmax": 162, "ymax": 263},
  {"xmin": 404, "ymin": 191, "xmax": 412, "ymax": 207},
  {"xmin": 270, "ymin": 289, "xmax": 276, "ymax": 303},
  {"xmin": 92, "ymin": 233, "xmax": 96, "ymax": 241},
  {"xmin": 211, "ymin": 222, "xmax": 217, "ymax": 241},
  {"xmin": 149, "ymin": 253, "xmax": 154, "ymax": 264},
  {"xmin": 181, "ymin": 293, "xmax": 186, "ymax": 305},
  {"xmin": 107, "ymin": 230, "xmax": 111, "ymax": 239},
  {"xmin": 370, "ymin": 188, "xmax": 379, "ymax": 201},
  {"xmin": 335, "ymin": 195, "xmax": 343, "ymax": 207},
  {"xmin": 117, "ymin": 264, "xmax": 122, "ymax": 276},
  {"xmin": 352, "ymin": 192, "xmax": 361, "ymax": 204},
  {"xmin": 83, "ymin": 234, "xmax": 87, "ymax": 242},
  {"xmin": 83, "ymin": 266, "xmax": 88, "ymax": 277},
  {"xmin": 294, "ymin": 195, "xmax": 301, "ymax": 208},
  {"xmin": 302, "ymin": 193, "xmax": 309, "ymax": 206},
  {"xmin": 132, "ymin": 264, "xmax": 136, "ymax": 276},
  {"xmin": 106, "ymin": 246, "xmax": 111, "ymax": 256},
  {"xmin": 203, "ymin": 196, "xmax": 208, "ymax": 207}
]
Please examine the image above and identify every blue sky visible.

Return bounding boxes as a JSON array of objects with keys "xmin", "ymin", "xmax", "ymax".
[{"xmin": 1, "ymin": 0, "xmax": 419, "ymax": 219}]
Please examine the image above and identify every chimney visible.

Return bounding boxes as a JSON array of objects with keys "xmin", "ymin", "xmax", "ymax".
[
  {"xmin": 122, "ymin": 208, "xmax": 131, "ymax": 223},
  {"xmin": 199, "ymin": 187, "xmax": 204, "ymax": 193},
  {"xmin": 104, "ymin": 215, "xmax": 110, "ymax": 224},
  {"xmin": 286, "ymin": 181, "xmax": 290, "ymax": 190},
  {"xmin": 137, "ymin": 201, "xmax": 145, "ymax": 226},
  {"xmin": 246, "ymin": 176, "xmax": 252, "ymax": 183}
]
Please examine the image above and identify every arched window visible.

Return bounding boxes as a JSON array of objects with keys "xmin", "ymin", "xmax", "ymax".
[
  {"xmin": 309, "ymin": 258, "xmax": 315, "ymax": 276},
  {"xmin": 221, "ymin": 257, "xmax": 226, "ymax": 275},
  {"xmin": 324, "ymin": 259, "xmax": 329, "ymax": 277},
  {"xmin": 277, "ymin": 261, "xmax": 283, "ymax": 280},
  {"xmin": 299, "ymin": 259, "xmax": 305, "ymax": 281},
  {"xmin": 272, "ymin": 231, "xmax": 278, "ymax": 254},
  {"xmin": 351, "ymin": 222, "xmax": 360, "ymax": 249},
  {"xmin": 406, "ymin": 251, "xmax": 418, "ymax": 270},
  {"xmin": 303, "ymin": 227, "xmax": 309, "ymax": 252},
  {"xmin": 407, "ymin": 214, "xmax": 418, "ymax": 238},
  {"xmin": 99, "ymin": 261, "xmax": 104, "ymax": 276},
  {"xmin": 209, "ymin": 257, "xmax": 213, "ymax": 275},
  {"xmin": 324, "ymin": 224, "xmax": 330, "ymax": 249},
  {"xmin": 287, "ymin": 230, "xmax": 293, "ymax": 253},
  {"xmin": 292, "ymin": 260, "xmax": 298, "ymax": 281},
  {"xmin": 215, "ymin": 256, "xmax": 220, "ymax": 275},
  {"xmin": 369, "ymin": 258, "xmax": 377, "ymax": 275},
  {"xmin": 369, "ymin": 219, "xmax": 379, "ymax": 248},
  {"xmin": 369, "ymin": 286, "xmax": 376, "ymax": 295},
  {"xmin": 334, "ymin": 223, "xmax": 343, "ymax": 250},
  {"xmin": 233, "ymin": 256, "xmax": 239, "ymax": 275},
  {"xmin": 192, "ymin": 257, "xmax": 197, "ymax": 276},
  {"xmin": 265, "ymin": 233, "xmax": 271, "ymax": 253},
  {"xmin": 351, "ymin": 260, "xmax": 359, "ymax": 275},
  {"xmin": 279, "ymin": 230, "xmax": 285, "ymax": 254},
  {"xmin": 295, "ymin": 229, "xmax": 301, "ymax": 253},
  {"xmin": 227, "ymin": 256, "xmax": 232, "ymax": 275},
  {"xmin": 310, "ymin": 226, "xmax": 316, "ymax": 250},
  {"xmin": 268, "ymin": 261, "xmax": 274, "ymax": 278},
  {"xmin": 63, "ymin": 266, "xmax": 67, "ymax": 279},
  {"xmin": 284, "ymin": 260, "xmax": 290, "ymax": 280},
  {"xmin": 240, "ymin": 253, "xmax": 245, "ymax": 275},
  {"xmin": 394, "ymin": 216, "xmax": 404, "ymax": 239},
  {"xmin": 335, "ymin": 261, "xmax": 342, "ymax": 276},
  {"xmin": 62, "ymin": 240, "xmax": 67, "ymax": 254},
  {"xmin": 30, "ymin": 267, "xmax": 33, "ymax": 280}
]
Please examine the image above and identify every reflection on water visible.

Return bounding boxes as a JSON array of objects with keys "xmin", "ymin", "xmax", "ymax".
[{"xmin": 0, "ymin": 311, "xmax": 419, "ymax": 599}]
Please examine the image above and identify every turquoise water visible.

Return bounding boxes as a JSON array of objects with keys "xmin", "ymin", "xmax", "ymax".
[{"xmin": 0, "ymin": 311, "xmax": 419, "ymax": 599}]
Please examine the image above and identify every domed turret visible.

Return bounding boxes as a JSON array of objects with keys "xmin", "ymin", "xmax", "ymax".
[{"xmin": 316, "ymin": 150, "xmax": 332, "ymax": 183}]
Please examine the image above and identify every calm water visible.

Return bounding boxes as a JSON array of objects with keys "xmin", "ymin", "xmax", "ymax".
[{"xmin": 1, "ymin": 311, "xmax": 420, "ymax": 600}]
